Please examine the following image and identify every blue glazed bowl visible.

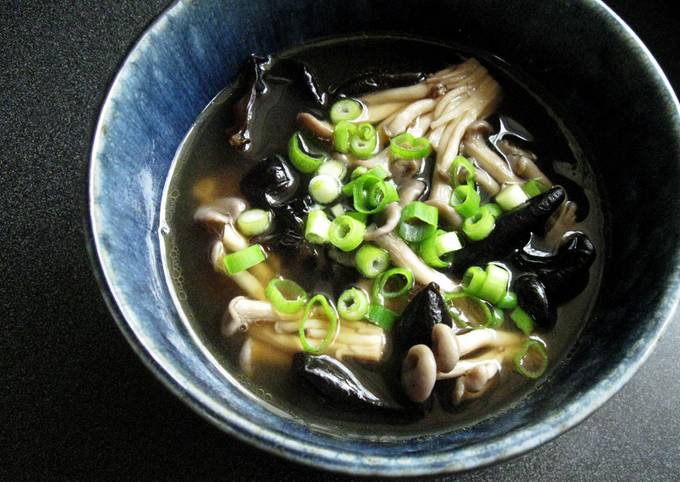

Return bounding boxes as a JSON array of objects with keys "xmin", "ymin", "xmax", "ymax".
[{"xmin": 86, "ymin": 0, "xmax": 680, "ymax": 475}]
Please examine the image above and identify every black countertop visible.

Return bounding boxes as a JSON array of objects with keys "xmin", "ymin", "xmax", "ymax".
[{"xmin": 1, "ymin": 1, "xmax": 678, "ymax": 479}]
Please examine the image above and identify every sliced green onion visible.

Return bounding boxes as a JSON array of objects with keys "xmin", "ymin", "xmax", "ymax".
[
  {"xmin": 350, "ymin": 132, "xmax": 378, "ymax": 159},
  {"xmin": 513, "ymin": 339, "xmax": 548, "ymax": 379},
  {"xmin": 236, "ymin": 209, "xmax": 272, "ymax": 237},
  {"xmin": 496, "ymin": 184, "xmax": 529, "ymax": 211},
  {"xmin": 333, "ymin": 121, "xmax": 357, "ymax": 153},
  {"xmin": 330, "ymin": 98, "xmax": 363, "ymax": 124},
  {"xmin": 223, "ymin": 244, "xmax": 267, "ymax": 275},
  {"xmin": 497, "ymin": 291, "xmax": 518, "ymax": 310},
  {"xmin": 462, "ymin": 206, "xmax": 495, "ymax": 241},
  {"xmin": 345, "ymin": 211, "xmax": 368, "ymax": 223},
  {"xmin": 450, "ymin": 183, "xmax": 481, "ymax": 218},
  {"xmin": 355, "ymin": 244, "xmax": 390, "ymax": 278},
  {"xmin": 462, "ymin": 266, "xmax": 487, "ymax": 295},
  {"xmin": 372, "ymin": 267, "xmax": 414, "ymax": 303},
  {"xmin": 483, "ymin": 203, "xmax": 503, "ymax": 219},
  {"xmin": 366, "ymin": 304, "xmax": 398, "ymax": 331},
  {"xmin": 337, "ymin": 287, "xmax": 369, "ymax": 321},
  {"xmin": 449, "ymin": 156, "xmax": 476, "ymax": 187},
  {"xmin": 352, "ymin": 176, "xmax": 399, "ymax": 214},
  {"xmin": 299, "ymin": 294, "xmax": 339, "ymax": 354},
  {"xmin": 289, "ymin": 132, "xmax": 327, "ymax": 173},
  {"xmin": 305, "ymin": 209, "xmax": 331, "ymax": 244},
  {"xmin": 317, "ymin": 159, "xmax": 347, "ymax": 180},
  {"xmin": 309, "ymin": 174, "xmax": 342, "ymax": 204},
  {"xmin": 477, "ymin": 263, "xmax": 510, "ymax": 305},
  {"xmin": 419, "ymin": 230, "xmax": 451, "ymax": 268},
  {"xmin": 399, "ymin": 201, "xmax": 438, "ymax": 242},
  {"xmin": 342, "ymin": 166, "xmax": 388, "ymax": 196},
  {"xmin": 446, "ymin": 293, "xmax": 504, "ymax": 329},
  {"xmin": 510, "ymin": 306, "xmax": 535, "ymax": 335},
  {"xmin": 330, "ymin": 203, "xmax": 345, "ymax": 219},
  {"xmin": 523, "ymin": 179, "xmax": 549, "ymax": 198},
  {"xmin": 357, "ymin": 123, "xmax": 376, "ymax": 141},
  {"xmin": 265, "ymin": 278, "xmax": 308, "ymax": 314},
  {"xmin": 350, "ymin": 166, "xmax": 367, "ymax": 180},
  {"xmin": 389, "ymin": 132, "xmax": 431, "ymax": 159},
  {"xmin": 329, "ymin": 214, "xmax": 366, "ymax": 252},
  {"xmin": 434, "ymin": 231, "xmax": 463, "ymax": 257}
]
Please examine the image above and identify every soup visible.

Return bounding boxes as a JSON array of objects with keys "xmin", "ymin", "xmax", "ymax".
[{"xmin": 161, "ymin": 36, "xmax": 603, "ymax": 435}]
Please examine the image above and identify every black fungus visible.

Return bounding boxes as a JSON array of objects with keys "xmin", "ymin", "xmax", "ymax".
[
  {"xmin": 392, "ymin": 283, "xmax": 452, "ymax": 354},
  {"xmin": 226, "ymin": 55, "xmax": 270, "ymax": 150},
  {"xmin": 268, "ymin": 58, "xmax": 328, "ymax": 105},
  {"xmin": 293, "ymin": 353, "xmax": 405, "ymax": 413},
  {"xmin": 331, "ymin": 71, "xmax": 426, "ymax": 97},
  {"xmin": 515, "ymin": 232, "xmax": 596, "ymax": 303},
  {"xmin": 450, "ymin": 186, "xmax": 567, "ymax": 276},
  {"xmin": 240, "ymin": 155, "xmax": 300, "ymax": 208},
  {"xmin": 513, "ymin": 273, "xmax": 556, "ymax": 329}
]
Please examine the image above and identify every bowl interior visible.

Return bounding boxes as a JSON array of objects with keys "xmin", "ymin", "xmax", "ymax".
[{"xmin": 88, "ymin": 0, "xmax": 680, "ymax": 475}]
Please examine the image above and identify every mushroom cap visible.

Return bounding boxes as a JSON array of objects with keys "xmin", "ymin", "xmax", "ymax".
[
  {"xmin": 431, "ymin": 324, "xmax": 459, "ymax": 373},
  {"xmin": 401, "ymin": 344, "xmax": 437, "ymax": 403}
]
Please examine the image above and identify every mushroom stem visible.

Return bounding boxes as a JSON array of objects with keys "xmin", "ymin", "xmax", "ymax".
[
  {"xmin": 427, "ymin": 178, "xmax": 463, "ymax": 228},
  {"xmin": 223, "ymin": 296, "xmax": 297, "ymax": 337},
  {"xmin": 452, "ymin": 362, "xmax": 500, "ymax": 404},
  {"xmin": 361, "ymin": 84, "xmax": 431, "ymax": 106},
  {"xmin": 498, "ymin": 139, "xmax": 551, "ymax": 186},
  {"xmin": 297, "ymin": 112, "xmax": 333, "ymax": 140},
  {"xmin": 407, "ymin": 113, "xmax": 433, "ymax": 137},
  {"xmin": 473, "ymin": 164, "xmax": 501, "ymax": 195},
  {"xmin": 462, "ymin": 122, "xmax": 522, "ymax": 184},
  {"xmin": 385, "ymin": 98, "xmax": 437, "ymax": 137},
  {"xmin": 436, "ymin": 348, "xmax": 509, "ymax": 380},
  {"xmin": 456, "ymin": 329, "xmax": 523, "ymax": 357},
  {"xmin": 352, "ymin": 148, "xmax": 390, "ymax": 170},
  {"xmin": 274, "ymin": 318, "xmax": 383, "ymax": 336},
  {"xmin": 365, "ymin": 101, "xmax": 409, "ymax": 123},
  {"xmin": 398, "ymin": 179, "xmax": 426, "ymax": 207},
  {"xmin": 373, "ymin": 233, "xmax": 458, "ymax": 292},
  {"xmin": 364, "ymin": 202, "xmax": 401, "ymax": 241}
]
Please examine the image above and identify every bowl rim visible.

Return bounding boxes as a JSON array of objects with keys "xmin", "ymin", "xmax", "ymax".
[{"xmin": 85, "ymin": 0, "xmax": 680, "ymax": 476}]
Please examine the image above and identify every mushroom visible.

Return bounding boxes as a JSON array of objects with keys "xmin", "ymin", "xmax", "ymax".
[
  {"xmin": 222, "ymin": 296, "xmax": 297, "ymax": 337},
  {"xmin": 436, "ymin": 347, "xmax": 510, "ymax": 380},
  {"xmin": 239, "ymin": 155, "xmax": 300, "ymax": 209},
  {"xmin": 470, "ymin": 164, "xmax": 501, "ymax": 196},
  {"xmin": 452, "ymin": 362, "xmax": 500, "ymax": 404},
  {"xmin": 432, "ymin": 323, "xmax": 458, "ymax": 373},
  {"xmin": 399, "ymin": 179, "xmax": 427, "ymax": 206},
  {"xmin": 427, "ymin": 179, "xmax": 463, "ymax": 228},
  {"xmin": 449, "ymin": 186, "xmax": 566, "ymax": 276},
  {"xmin": 352, "ymin": 148, "xmax": 390, "ymax": 170},
  {"xmin": 373, "ymin": 233, "xmax": 458, "ymax": 292},
  {"xmin": 390, "ymin": 158, "xmax": 420, "ymax": 184},
  {"xmin": 297, "ymin": 112, "xmax": 333, "ymax": 140},
  {"xmin": 406, "ymin": 113, "xmax": 433, "ymax": 138},
  {"xmin": 365, "ymin": 102, "xmax": 409, "ymax": 124},
  {"xmin": 384, "ymin": 98, "xmax": 437, "ymax": 137},
  {"xmin": 364, "ymin": 202, "xmax": 401, "ymax": 241},
  {"xmin": 401, "ymin": 344, "xmax": 437, "ymax": 403},
  {"xmin": 462, "ymin": 121, "xmax": 522, "ymax": 184},
  {"xmin": 498, "ymin": 139, "xmax": 551, "ymax": 186}
]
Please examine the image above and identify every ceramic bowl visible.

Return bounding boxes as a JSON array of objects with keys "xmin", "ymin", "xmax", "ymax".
[{"xmin": 86, "ymin": 0, "xmax": 680, "ymax": 475}]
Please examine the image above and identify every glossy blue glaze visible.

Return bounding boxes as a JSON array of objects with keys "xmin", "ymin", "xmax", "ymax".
[{"xmin": 87, "ymin": 0, "xmax": 680, "ymax": 475}]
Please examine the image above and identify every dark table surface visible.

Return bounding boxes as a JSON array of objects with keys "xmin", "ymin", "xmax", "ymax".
[{"xmin": 1, "ymin": 1, "xmax": 679, "ymax": 479}]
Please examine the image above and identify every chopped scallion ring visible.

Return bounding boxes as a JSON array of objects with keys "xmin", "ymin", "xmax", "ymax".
[
  {"xmin": 449, "ymin": 156, "xmax": 476, "ymax": 187},
  {"xmin": 330, "ymin": 98, "xmax": 363, "ymax": 124},
  {"xmin": 523, "ymin": 179, "xmax": 549, "ymax": 198},
  {"xmin": 236, "ymin": 209, "xmax": 272, "ymax": 237},
  {"xmin": 337, "ymin": 287, "xmax": 369, "ymax": 321},
  {"xmin": 389, "ymin": 132, "xmax": 431, "ymax": 159},
  {"xmin": 419, "ymin": 230, "xmax": 451, "ymax": 268},
  {"xmin": 495, "ymin": 183, "xmax": 529, "ymax": 211},
  {"xmin": 372, "ymin": 267, "xmax": 414, "ymax": 304},
  {"xmin": 510, "ymin": 306, "xmax": 535, "ymax": 335},
  {"xmin": 366, "ymin": 304, "xmax": 398, "ymax": 331},
  {"xmin": 265, "ymin": 278, "xmax": 308, "ymax": 314},
  {"xmin": 298, "ymin": 294, "xmax": 339, "ymax": 354},
  {"xmin": 450, "ymin": 182, "xmax": 481, "ymax": 218},
  {"xmin": 399, "ymin": 201, "xmax": 438, "ymax": 242},
  {"xmin": 317, "ymin": 159, "xmax": 348, "ymax": 180},
  {"xmin": 288, "ymin": 132, "xmax": 327, "ymax": 173},
  {"xmin": 462, "ymin": 205, "xmax": 495, "ymax": 241},
  {"xmin": 513, "ymin": 339, "xmax": 548, "ymax": 379},
  {"xmin": 328, "ymin": 214, "xmax": 366, "ymax": 252},
  {"xmin": 305, "ymin": 209, "xmax": 331, "ymax": 244},
  {"xmin": 309, "ymin": 174, "xmax": 342, "ymax": 204},
  {"xmin": 333, "ymin": 121, "xmax": 357, "ymax": 153},
  {"xmin": 478, "ymin": 263, "xmax": 510, "ymax": 305},
  {"xmin": 355, "ymin": 244, "xmax": 390, "ymax": 278},
  {"xmin": 223, "ymin": 244, "xmax": 267, "ymax": 275}
]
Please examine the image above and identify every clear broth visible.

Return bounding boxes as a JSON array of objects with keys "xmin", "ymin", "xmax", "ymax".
[{"xmin": 160, "ymin": 36, "xmax": 604, "ymax": 437}]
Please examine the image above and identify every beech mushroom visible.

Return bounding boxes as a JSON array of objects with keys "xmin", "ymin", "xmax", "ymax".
[
  {"xmin": 223, "ymin": 296, "xmax": 296, "ymax": 337},
  {"xmin": 384, "ymin": 98, "xmax": 437, "ymax": 137},
  {"xmin": 297, "ymin": 112, "xmax": 333, "ymax": 140},
  {"xmin": 462, "ymin": 121, "xmax": 522, "ymax": 184},
  {"xmin": 498, "ymin": 139, "xmax": 551, "ymax": 186},
  {"xmin": 210, "ymin": 241, "xmax": 265, "ymax": 300},
  {"xmin": 398, "ymin": 179, "xmax": 426, "ymax": 206},
  {"xmin": 364, "ymin": 202, "xmax": 401, "ymax": 241},
  {"xmin": 401, "ymin": 344, "xmax": 437, "ymax": 403}
]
